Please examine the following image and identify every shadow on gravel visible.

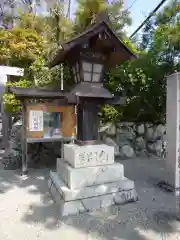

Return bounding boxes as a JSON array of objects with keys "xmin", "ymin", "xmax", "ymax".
[{"xmin": 0, "ymin": 158, "xmax": 180, "ymax": 240}]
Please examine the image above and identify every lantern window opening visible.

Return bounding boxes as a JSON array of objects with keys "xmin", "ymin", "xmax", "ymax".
[{"xmin": 82, "ymin": 60, "xmax": 103, "ymax": 83}]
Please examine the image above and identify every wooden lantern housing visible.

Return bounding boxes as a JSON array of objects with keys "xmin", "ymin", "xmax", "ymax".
[{"xmin": 49, "ymin": 14, "xmax": 137, "ymax": 143}]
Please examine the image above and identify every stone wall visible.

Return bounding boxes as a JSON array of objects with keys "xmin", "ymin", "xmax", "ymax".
[
  {"xmin": 99, "ymin": 122, "xmax": 166, "ymax": 158},
  {"xmin": 4, "ymin": 121, "xmax": 167, "ymax": 169}
]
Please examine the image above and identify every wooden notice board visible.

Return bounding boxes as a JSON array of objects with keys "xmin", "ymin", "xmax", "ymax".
[{"xmin": 26, "ymin": 104, "xmax": 76, "ymax": 139}]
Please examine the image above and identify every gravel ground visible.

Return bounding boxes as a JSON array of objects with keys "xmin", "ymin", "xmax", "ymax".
[{"xmin": 0, "ymin": 157, "xmax": 180, "ymax": 240}]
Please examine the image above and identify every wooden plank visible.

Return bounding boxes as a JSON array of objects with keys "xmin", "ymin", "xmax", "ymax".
[
  {"xmin": 27, "ymin": 136, "xmax": 75, "ymax": 143},
  {"xmin": 9, "ymin": 86, "xmax": 66, "ymax": 99},
  {"xmin": 62, "ymin": 106, "xmax": 76, "ymax": 137}
]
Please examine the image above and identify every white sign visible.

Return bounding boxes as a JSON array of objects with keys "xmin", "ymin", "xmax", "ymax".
[
  {"xmin": 0, "ymin": 66, "xmax": 24, "ymax": 76},
  {"xmin": 29, "ymin": 110, "xmax": 43, "ymax": 131}
]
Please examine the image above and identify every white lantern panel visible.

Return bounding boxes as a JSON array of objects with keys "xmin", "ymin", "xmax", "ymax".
[
  {"xmin": 93, "ymin": 63, "xmax": 103, "ymax": 73},
  {"xmin": 84, "ymin": 72, "xmax": 91, "ymax": 82},
  {"xmin": 92, "ymin": 73, "xmax": 100, "ymax": 82},
  {"xmin": 82, "ymin": 61, "xmax": 92, "ymax": 72}
]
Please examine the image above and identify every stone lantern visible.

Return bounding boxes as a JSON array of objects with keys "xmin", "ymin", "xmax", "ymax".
[
  {"xmin": 50, "ymin": 15, "xmax": 136, "ymax": 144},
  {"xmin": 48, "ymin": 14, "xmax": 138, "ymax": 216}
]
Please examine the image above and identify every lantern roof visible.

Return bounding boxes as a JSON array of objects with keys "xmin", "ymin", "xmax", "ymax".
[
  {"xmin": 67, "ymin": 82, "xmax": 113, "ymax": 99},
  {"xmin": 49, "ymin": 13, "xmax": 137, "ymax": 68}
]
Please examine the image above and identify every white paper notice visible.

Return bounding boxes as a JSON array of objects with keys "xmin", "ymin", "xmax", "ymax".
[{"xmin": 29, "ymin": 110, "xmax": 43, "ymax": 131}]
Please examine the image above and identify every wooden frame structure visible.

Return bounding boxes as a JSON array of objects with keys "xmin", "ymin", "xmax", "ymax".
[{"xmin": 9, "ymin": 87, "xmax": 76, "ymax": 174}]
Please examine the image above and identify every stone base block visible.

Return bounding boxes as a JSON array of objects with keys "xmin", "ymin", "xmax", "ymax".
[
  {"xmin": 48, "ymin": 174, "xmax": 138, "ymax": 216},
  {"xmin": 57, "ymin": 159, "xmax": 124, "ymax": 189},
  {"xmin": 49, "ymin": 171, "xmax": 135, "ymax": 201},
  {"xmin": 63, "ymin": 143, "xmax": 114, "ymax": 168}
]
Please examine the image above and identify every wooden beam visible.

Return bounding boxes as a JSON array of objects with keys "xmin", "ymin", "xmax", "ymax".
[
  {"xmin": 21, "ymin": 100, "xmax": 28, "ymax": 175},
  {"xmin": 0, "ymin": 75, "xmax": 8, "ymax": 149}
]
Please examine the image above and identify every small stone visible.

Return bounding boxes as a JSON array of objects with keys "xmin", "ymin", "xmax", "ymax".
[
  {"xmin": 154, "ymin": 140, "xmax": 163, "ymax": 157},
  {"xmin": 116, "ymin": 124, "xmax": 135, "ymax": 140},
  {"xmin": 104, "ymin": 137, "xmax": 119, "ymax": 156},
  {"xmin": 137, "ymin": 124, "xmax": 144, "ymax": 135},
  {"xmin": 120, "ymin": 145, "xmax": 134, "ymax": 158},
  {"xmin": 116, "ymin": 122, "xmax": 134, "ymax": 128},
  {"xmin": 146, "ymin": 126, "xmax": 155, "ymax": 141},
  {"xmin": 147, "ymin": 143, "xmax": 155, "ymax": 153},
  {"xmin": 154, "ymin": 124, "xmax": 166, "ymax": 139},
  {"xmin": 106, "ymin": 123, "xmax": 116, "ymax": 136},
  {"xmin": 99, "ymin": 125, "xmax": 109, "ymax": 133},
  {"xmin": 135, "ymin": 136, "xmax": 145, "ymax": 151}
]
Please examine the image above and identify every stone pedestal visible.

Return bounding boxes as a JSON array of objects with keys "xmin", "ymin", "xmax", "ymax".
[
  {"xmin": 63, "ymin": 144, "xmax": 114, "ymax": 168},
  {"xmin": 48, "ymin": 143, "xmax": 138, "ymax": 216}
]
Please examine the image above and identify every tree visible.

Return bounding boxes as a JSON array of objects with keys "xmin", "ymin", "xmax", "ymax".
[
  {"xmin": 0, "ymin": 15, "xmax": 45, "ymax": 111},
  {"xmin": 46, "ymin": 3, "xmax": 74, "ymax": 49},
  {"xmin": 103, "ymin": 0, "xmax": 180, "ymax": 123},
  {"xmin": 0, "ymin": 27, "xmax": 44, "ymax": 72},
  {"xmin": 0, "ymin": 0, "xmax": 16, "ymax": 28},
  {"xmin": 74, "ymin": 0, "xmax": 131, "ymax": 35}
]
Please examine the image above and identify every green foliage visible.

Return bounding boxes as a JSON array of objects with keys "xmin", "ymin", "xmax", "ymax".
[
  {"xmin": 47, "ymin": 4, "xmax": 74, "ymax": 44},
  {"xmin": 101, "ymin": 105, "xmax": 122, "ymax": 123},
  {"xmin": 103, "ymin": 0, "xmax": 179, "ymax": 123},
  {"xmin": 0, "ymin": 8, "xmax": 64, "ymax": 112},
  {"xmin": 0, "ymin": 22, "xmax": 46, "ymax": 112},
  {"xmin": 104, "ymin": 51, "xmax": 172, "ymax": 123},
  {"xmin": 123, "ymin": 39, "xmax": 141, "ymax": 55},
  {"xmin": 17, "ymin": 11, "xmax": 49, "ymax": 35},
  {"xmin": 4, "ymin": 79, "xmax": 32, "ymax": 113},
  {"xmin": 29, "ymin": 56, "xmax": 52, "ymax": 87},
  {"xmin": 74, "ymin": 0, "xmax": 107, "ymax": 32},
  {"xmin": 0, "ymin": 27, "xmax": 45, "ymax": 72}
]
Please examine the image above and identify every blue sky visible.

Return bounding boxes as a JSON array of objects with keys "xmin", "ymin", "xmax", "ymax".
[
  {"xmin": 70, "ymin": 0, "xmax": 170, "ymax": 37},
  {"xmin": 126, "ymin": 0, "xmax": 170, "ymax": 37}
]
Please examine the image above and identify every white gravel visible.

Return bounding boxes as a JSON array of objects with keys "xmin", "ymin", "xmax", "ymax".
[{"xmin": 0, "ymin": 157, "xmax": 180, "ymax": 240}]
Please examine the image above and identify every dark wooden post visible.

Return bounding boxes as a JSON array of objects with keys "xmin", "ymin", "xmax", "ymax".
[
  {"xmin": 1, "ymin": 75, "xmax": 9, "ymax": 149},
  {"xmin": 77, "ymin": 101, "xmax": 100, "ymax": 142},
  {"xmin": 1, "ymin": 101, "xmax": 9, "ymax": 149},
  {"xmin": 21, "ymin": 100, "xmax": 28, "ymax": 174}
]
